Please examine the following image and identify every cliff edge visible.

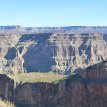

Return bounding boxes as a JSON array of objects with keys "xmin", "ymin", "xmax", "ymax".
[{"xmin": 0, "ymin": 61, "xmax": 107, "ymax": 107}]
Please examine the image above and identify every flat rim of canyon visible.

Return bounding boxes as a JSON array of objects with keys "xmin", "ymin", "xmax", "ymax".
[{"xmin": 8, "ymin": 72, "xmax": 68, "ymax": 84}]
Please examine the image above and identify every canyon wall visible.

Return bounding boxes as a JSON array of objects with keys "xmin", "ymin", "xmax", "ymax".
[
  {"xmin": 0, "ymin": 33, "xmax": 107, "ymax": 74},
  {"xmin": 0, "ymin": 61, "xmax": 107, "ymax": 107}
]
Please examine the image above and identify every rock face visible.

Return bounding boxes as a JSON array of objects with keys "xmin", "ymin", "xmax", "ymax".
[
  {"xmin": 0, "ymin": 32, "xmax": 107, "ymax": 74},
  {"xmin": 0, "ymin": 34, "xmax": 25, "ymax": 74},
  {"xmin": 0, "ymin": 61, "xmax": 107, "ymax": 107}
]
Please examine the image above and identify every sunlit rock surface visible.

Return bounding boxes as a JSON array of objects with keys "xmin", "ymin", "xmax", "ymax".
[{"xmin": 0, "ymin": 32, "xmax": 107, "ymax": 74}]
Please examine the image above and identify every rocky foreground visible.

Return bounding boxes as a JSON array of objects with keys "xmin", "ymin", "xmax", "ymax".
[{"xmin": 0, "ymin": 61, "xmax": 107, "ymax": 107}]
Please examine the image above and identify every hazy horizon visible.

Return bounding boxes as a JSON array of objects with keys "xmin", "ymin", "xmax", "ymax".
[{"xmin": 1, "ymin": 25, "xmax": 107, "ymax": 27}]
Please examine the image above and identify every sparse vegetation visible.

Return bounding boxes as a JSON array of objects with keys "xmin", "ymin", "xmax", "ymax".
[{"xmin": 8, "ymin": 72, "xmax": 68, "ymax": 84}]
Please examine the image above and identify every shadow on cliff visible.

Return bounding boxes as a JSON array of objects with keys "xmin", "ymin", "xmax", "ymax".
[{"xmin": 19, "ymin": 33, "xmax": 56, "ymax": 72}]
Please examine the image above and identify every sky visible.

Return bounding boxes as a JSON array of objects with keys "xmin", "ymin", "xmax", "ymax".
[{"xmin": 0, "ymin": 0, "xmax": 107, "ymax": 27}]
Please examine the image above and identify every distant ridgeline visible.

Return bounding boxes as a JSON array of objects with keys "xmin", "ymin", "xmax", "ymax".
[{"xmin": 1, "ymin": 26, "xmax": 107, "ymax": 34}]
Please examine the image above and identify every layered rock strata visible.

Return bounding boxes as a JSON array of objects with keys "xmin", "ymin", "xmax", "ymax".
[
  {"xmin": 0, "ymin": 61, "xmax": 107, "ymax": 107},
  {"xmin": 0, "ymin": 33, "xmax": 107, "ymax": 74}
]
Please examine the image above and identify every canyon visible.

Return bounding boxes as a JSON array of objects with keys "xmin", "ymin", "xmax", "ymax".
[
  {"xmin": 0, "ymin": 29, "xmax": 107, "ymax": 74},
  {"xmin": 0, "ymin": 61, "xmax": 107, "ymax": 107},
  {"xmin": 0, "ymin": 26, "xmax": 107, "ymax": 107}
]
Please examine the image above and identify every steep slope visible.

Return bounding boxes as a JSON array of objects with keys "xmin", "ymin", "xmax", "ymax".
[
  {"xmin": 0, "ymin": 33, "xmax": 107, "ymax": 74},
  {"xmin": 0, "ymin": 61, "xmax": 107, "ymax": 107}
]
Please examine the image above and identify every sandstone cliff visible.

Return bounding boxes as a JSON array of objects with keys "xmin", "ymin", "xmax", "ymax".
[
  {"xmin": 0, "ymin": 61, "xmax": 107, "ymax": 107},
  {"xmin": 0, "ymin": 33, "xmax": 107, "ymax": 74}
]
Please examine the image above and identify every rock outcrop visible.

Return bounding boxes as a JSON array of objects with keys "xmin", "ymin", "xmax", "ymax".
[
  {"xmin": 0, "ymin": 33, "xmax": 107, "ymax": 74},
  {"xmin": 0, "ymin": 61, "xmax": 107, "ymax": 107}
]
